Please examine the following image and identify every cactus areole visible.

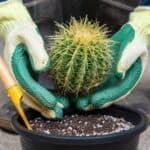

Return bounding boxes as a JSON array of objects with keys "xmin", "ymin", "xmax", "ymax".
[{"xmin": 49, "ymin": 18, "xmax": 113, "ymax": 96}]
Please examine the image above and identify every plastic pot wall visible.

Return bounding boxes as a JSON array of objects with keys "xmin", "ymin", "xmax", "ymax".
[
  {"xmin": 62, "ymin": 0, "xmax": 140, "ymax": 32},
  {"xmin": 23, "ymin": 0, "xmax": 63, "ymax": 23},
  {"xmin": 24, "ymin": 0, "xmax": 140, "ymax": 32},
  {"xmin": 12, "ymin": 105, "xmax": 147, "ymax": 150},
  {"xmin": 98, "ymin": 0, "xmax": 140, "ymax": 32}
]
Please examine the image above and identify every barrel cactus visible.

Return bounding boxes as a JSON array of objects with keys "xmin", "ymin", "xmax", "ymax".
[{"xmin": 48, "ymin": 17, "xmax": 113, "ymax": 96}]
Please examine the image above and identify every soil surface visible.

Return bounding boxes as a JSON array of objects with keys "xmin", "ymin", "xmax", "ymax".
[{"xmin": 30, "ymin": 114, "xmax": 134, "ymax": 136}]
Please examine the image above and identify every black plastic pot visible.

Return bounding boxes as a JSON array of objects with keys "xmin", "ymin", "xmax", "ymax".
[
  {"xmin": 12, "ymin": 105, "xmax": 147, "ymax": 150},
  {"xmin": 98, "ymin": 0, "xmax": 140, "ymax": 32},
  {"xmin": 23, "ymin": 0, "xmax": 63, "ymax": 23}
]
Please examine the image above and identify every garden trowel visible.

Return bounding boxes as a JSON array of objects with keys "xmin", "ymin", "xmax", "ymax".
[{"xmin": 0, "ymin": 56, "xmax": 32, "ymax": 131}]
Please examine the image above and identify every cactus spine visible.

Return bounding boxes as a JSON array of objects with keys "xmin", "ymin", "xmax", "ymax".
[{"xmin": 48, "ymin": 17, "xmax": 112, "ymax": 96}]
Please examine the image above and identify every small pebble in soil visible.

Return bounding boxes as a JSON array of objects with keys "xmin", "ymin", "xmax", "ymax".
[{"xmin": 30, "ymin": 114, "xmax": 134, "ymax": 137}]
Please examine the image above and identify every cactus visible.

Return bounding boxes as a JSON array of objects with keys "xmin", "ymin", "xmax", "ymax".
[{"xmin": 48, "ymin": 17, "xmax": 113, "ymax": 96}]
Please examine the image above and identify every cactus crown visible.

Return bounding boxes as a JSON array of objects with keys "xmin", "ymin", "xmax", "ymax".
[{"xmin": 48, "ymin": 17, "xmax": 113, "ymax": 96}]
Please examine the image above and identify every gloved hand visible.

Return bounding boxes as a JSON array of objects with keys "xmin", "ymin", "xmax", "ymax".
[
  {"xmin": 0, "ymin": 0, "xmax": 69, "ymax": 119},
  {"xmin": 75, "ymin": 6, "xmax": 149, "ymax": 111}
]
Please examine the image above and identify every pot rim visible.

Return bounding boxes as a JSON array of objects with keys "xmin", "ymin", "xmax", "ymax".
[{"xmin": 12, "ymin": 105, "xmax": 148, "ymax": 145}]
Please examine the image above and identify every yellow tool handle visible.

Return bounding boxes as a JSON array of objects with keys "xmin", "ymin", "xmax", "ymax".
[{"xmin": 0, "ymin": 56, "xmax": 32, "ymax": 130}]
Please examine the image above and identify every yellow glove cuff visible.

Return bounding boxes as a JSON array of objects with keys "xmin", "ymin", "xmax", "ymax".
[
  {"xmin": 0, "ymin": 0, "xmax": 33, "ymax": 23},
  {"xmin": 129, "ymin": 7, "xmax": 150, "ymax": 45}
]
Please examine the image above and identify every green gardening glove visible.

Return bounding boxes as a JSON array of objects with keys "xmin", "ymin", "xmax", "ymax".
[
  {"xmin": 75, "ymin": 6, "xmax": 149, "ymax": 111},
  {"xmin": 0, "ymin": 0, "xmax": 69, "ymax": 119}
]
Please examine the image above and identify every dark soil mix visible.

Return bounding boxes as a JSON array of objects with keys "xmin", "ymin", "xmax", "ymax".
[{"xmin": 30, "ymin": 114, "xmax": 134, "ymax": 137}]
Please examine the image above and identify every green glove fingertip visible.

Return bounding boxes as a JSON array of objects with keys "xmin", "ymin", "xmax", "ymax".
[
  {"xmin": 91, "ymin": 94, "xmax": 107, "ymax": 108},
  {"xmin": 54, "ymin": 106, "xmax": 63, "ymax": 119},
  {"xmin": 75, "ymin": 97, "xmax": 90, "ymax": 111},
  {"xmin": 55, "ymin": 95, "xmax": 70, "ymax": 109}
]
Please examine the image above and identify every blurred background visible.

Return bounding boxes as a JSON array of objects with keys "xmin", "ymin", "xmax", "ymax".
[{"xmin": 23, "ymin": 0, "xmax": 141, "ymax": 32}]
